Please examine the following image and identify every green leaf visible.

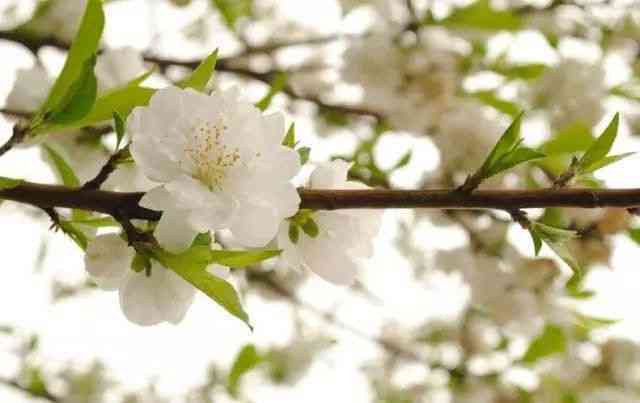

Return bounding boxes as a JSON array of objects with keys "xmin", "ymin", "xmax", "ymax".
[
  {"xmin": 578, "ymin": 113, "xmax": 620, "ymax": 172},
  {"xmin": 113, "ymin": 111, "xmax": 126, "ymax": 150},
  {"xmin": 282, "ymin": 123, "xmax": 296, "ymax": 148},
  {"xmin": 154, "ymin": 246, "xmax": 252, "ymax": 328},
  {"xmin": 228, "ymin": 344, "xmax": 263, "ymax": 396},
  {"xmin": 301, "ymin": 218, "xmax": 319, "ymax": 238},
  {"xmin": 468, "ymin": 90, "xmax": 520, "ymax": 117},
  {"xmin": 522, "ymin": 324, "xmax": 567, "ymax": 364},
  {"xmin": 530, "ymin": 222, "xmax": 581, "ymax": 273},
  {"xmin": 297, "ymin": 146, "xmax": 311, "ymax": 165},
  {"xmin": 442, "ymin": 0, "xmax": 522, "ymax": 31},
  {"xmin": 37, "ymin": 0, "xmax": 104, "ymax": 119},
  {"xmin": 288, "ymin": 222, "xmax": 299, "ymax": 244},
  {"xmin": 46, "ymin": 86, "xmax": 155, "ymax": 132},
  {"xmin": 0, "ymin": 176, "xmax": 23, "ymax": 190},
  {"xmin": 481, "ymin": 112, "xmax": 523, "ymax": 173},
  {"xmin": 579, "ymin": 152, "xmax": 634, "ymax": 175},
  {"xmin": 210, "ymin": 249, "xmax": 281, "ymax": 268},
  {"xmin": 43, "ymin": 145, "xmax": 80, "ymax": 187},
  {"xmin": 211, "ymin": 0, "xmax": 253, "ymax": 29},
  {"xmin": 628, "ymin": 227, "xmax": 640, "ymax": 245},
  {"xmin": 46, "ymin": 55, "xmax": 98, "ymax": 125},
  {"xmin": 256, "ymin": 72, "xmax": 288, "ymax": 111},
  {"xmin": 178, "ymin": 50, "xmax": 218, "ymax": 92},
  {"xmin": 486, "ymin": 146, "xmax": 545, "ymax": 177}
]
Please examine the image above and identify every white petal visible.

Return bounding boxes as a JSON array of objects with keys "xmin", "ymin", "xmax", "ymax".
[
  {"xmin": 151, "ymin": 263, "xmax": 196, "ymax": 324},
  {"xmin": 262, "ymin": 112, "xmax": 286, "ymax": 145},
  {"xmin": 119, "ymin": 272, "xmax": 164, "ymax": 326},
  {"xmin": 139, "ymin": 186, "xmax": 177, "ymax": 211},
  {"xmin": 84, "ymin": 234, "xmax": 133, "ymax": 291},
  {"xmin": 119, "ymin": 263, "xmax": 195, "ymax": 326},
  {"xmin": 230, "ymin": 202, "xmax": 280, "ymax": 247},
  {"xmin": 304, "ymin": 244, "xmax": 359, "ymax": 286},
  {"xmin": 129, "ymin": 108, "xmax": 182, "ymax": 182},
  {"xmin": 155, "ymin": 208, "xmax": 198, "ymax": 253}
]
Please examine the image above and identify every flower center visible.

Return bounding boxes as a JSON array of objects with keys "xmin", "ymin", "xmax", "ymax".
[{"xmin": 184, "ymin": 118, "xmax": 240, "ymax": 190}]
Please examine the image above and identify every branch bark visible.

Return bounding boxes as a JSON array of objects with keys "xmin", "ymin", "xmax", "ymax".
[{"xmin": 1, "ymin": 182, "xmax": 640, "ymax": 221}]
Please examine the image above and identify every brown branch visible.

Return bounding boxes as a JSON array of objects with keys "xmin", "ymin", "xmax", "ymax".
[
  {"xmin": 82, "ymin": 146, "xmax": 130, "ymax": 190},
  {"xmin": 0, "ymin": 125, "xmax": 27, "ymax": 157},
  {"xmin": 2, "ymin": 182, "xmax": 640, "ymax": 222}
]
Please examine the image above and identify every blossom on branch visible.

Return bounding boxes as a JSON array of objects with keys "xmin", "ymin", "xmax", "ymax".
[
  {"xmin": 277, "ymin": 160, "xmax": 382, "ymax": 285},
  {"xmin": 84, "ymin": 234, "xmax": 230, "ymax": 326},
  {"xmin": 129, "ymin": 86, "xmax": 301, "ymax": 252}
]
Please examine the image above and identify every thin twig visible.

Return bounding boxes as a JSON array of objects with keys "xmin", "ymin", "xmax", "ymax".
[{"xmin": 82, "ymin": 145, "xmax": 130, "ymax": 190}]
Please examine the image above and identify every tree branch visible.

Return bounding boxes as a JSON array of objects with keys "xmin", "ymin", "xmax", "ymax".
[{"xmin": 1, "ymin": 182, "xmax": 640, "ymax": 222}]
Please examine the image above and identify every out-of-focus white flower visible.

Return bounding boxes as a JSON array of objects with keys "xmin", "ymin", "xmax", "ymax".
[
  {"xmin": 94, "ymin": 47, "xmax": 146, "ymax": 93},
  {"xmin": 6, "ymin": 65, "xmax": 53, "ymax": 112},
  {"xmin": 36, "ymin": 0, "xmax": 88, "ymax": 42},
  {"xmin": 277, "ymin": 160, "xmax": 382, "ymax": 285},
  {"xmin": 84, "ymin": 234, "xmax": 230, "ymax": 326},
  {"xmin": 530, "ymin": 59, "xmax": 606, "ymax": 130},
  {"xmin": 342, "ymin": 28, "xmax": 463, "ymax": 133},
  {"xmin": 602, "ymin": 338, "xmax": 640, "ymax": 389},
  {"xmin": 433, "ymin": 102, "xmax": 503, "ymax": 179},
  {"xmin": 129, "ymin": 86, "xmax": 300, "ymax": 252}
]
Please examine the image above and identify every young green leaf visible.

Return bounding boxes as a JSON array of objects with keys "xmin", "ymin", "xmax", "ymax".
[
  {"xmin": 209, "ymin": 249, "xmax": 281, "ymax": 268},
  {"xmin": 288, "ymin": 222, "xmax": 300, "ymax": 244},
  {"xmin": 0, "ymin": 176, "xmax": 23, "ymax": 190},
  {"xmin": 301, "ymin": 218, "xmax": 320, "ymax": 238},
  {"xmin": 522, "ymin": 324, "xmax": 567, "ymax": 364},
  {"xmin": 485, "ymin": 146, "xmax": 545, "ymax": 177},
  {"xmin": 37, "ymin": 0, "xmax": 104, "ymax": 120},
  {"xmin": 45, "ymin": 86, "xmax": 156, "ymax": 133},
  {"xmin": 256, "ymin": 72, "xmax": 288, "ymax": 111},
  {"xmin": 530, "ymin": 222, "xmax": 580, "ymax": 273},
  {"xmin": 228, "ymin": 344, "xmax": 263, "ymax": 396},
  {"xmin": 282, "ymin": 123, "xmax": 296, "ymax": 148},
  {"xmin": 481, "ymin": 112, "xmax": 523, "ymax": 173},
  {"xmin": 58, "ymin": 220, "xmax": 89, "ymax": 250},
  {"xmin": 47, "ymin": 55, "xmax": 98, "ymax": 125},
  {"xmin": 43, "ymin": 145, "xmax": 80, "ymax": 187},
  {"xmin": 154, "ymin": 246, "xmax": 252, "ymax": 329},
  {"xmin": 178, "ymin": 50, "xmax": 218, "ymax": 92},
  {"xmin": 578, "ymin": 113, "xmax": 620, "ymax": 171},
  {"xmin": 297, "ymin": 146, "xmax": 311, "ymax": 165},
  {"xmin": 579, "ymin": 152, "xmax": 634, "ymax": 175}
]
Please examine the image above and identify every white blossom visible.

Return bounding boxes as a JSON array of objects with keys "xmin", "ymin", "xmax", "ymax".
[
  {"xmin": 433, "ymin": 102, "xmax": 504, "ymax": 180},
  {"xmin": 277, "ymin": 160, "xmax": 382, "ymax": 285},
  {"xmin": 342, "ymin": 28, "xmax": 463, "ymax": 133},
  {"xmin": 129, "ymin": 86, "xmax": 300, "ymax": 252},
  {"xmin": 84, "ymin": 234, "xmax": 230, "ymax": 326},
  {"xmin": 36, "ymin": 0, "xmax": 88, "ymax": 42},
  {"xmin": 94, "ymin": 47, "xmax": 146, "ymax": 93},
  {"xmin": 6, "ymin": 65, "xmax": 53, "ymax": 112},
  {"xmin": 530, "ymin": 59, "xmax": 606, "ymax": 130}
]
